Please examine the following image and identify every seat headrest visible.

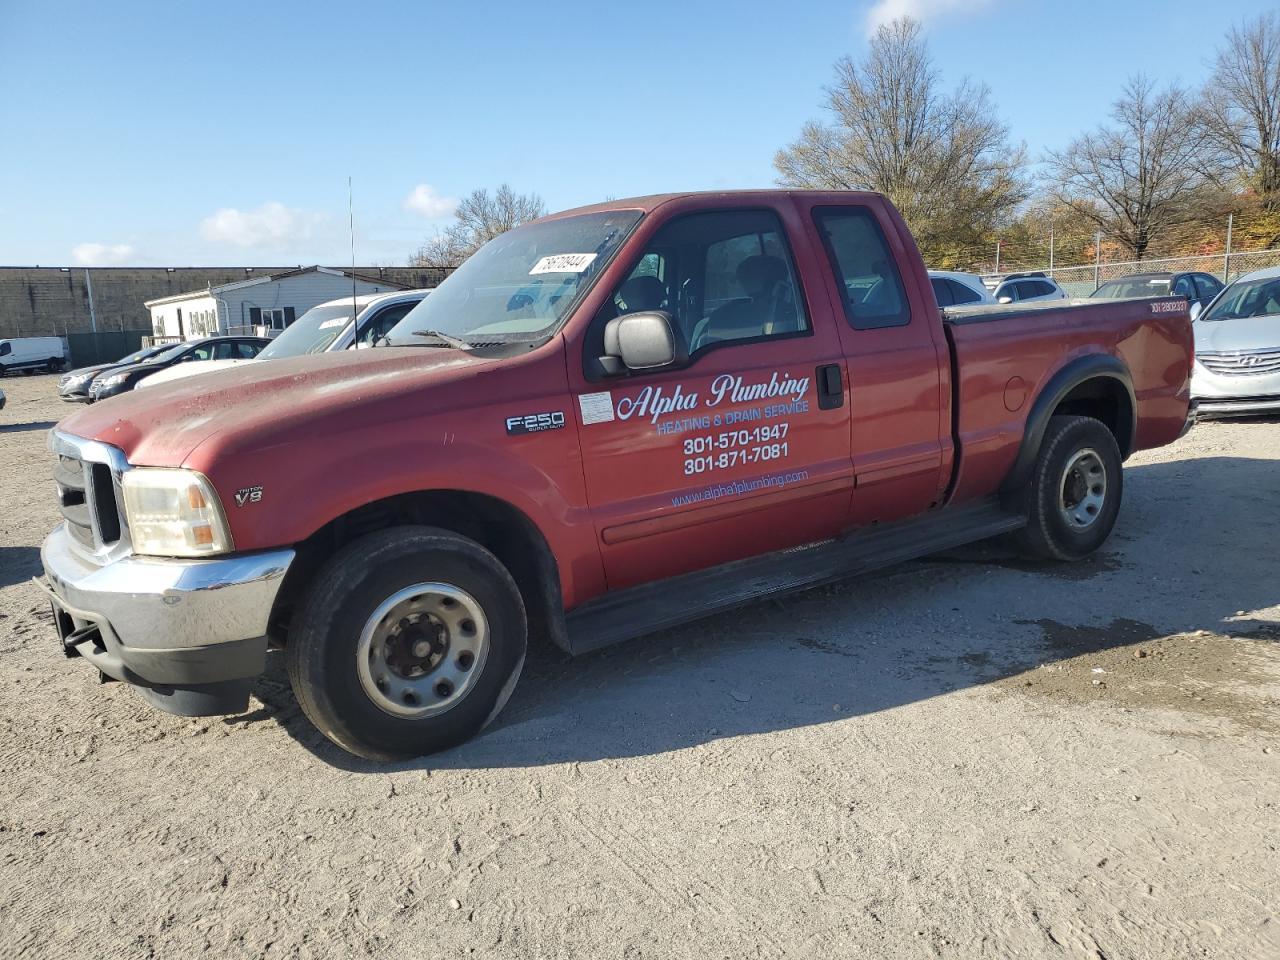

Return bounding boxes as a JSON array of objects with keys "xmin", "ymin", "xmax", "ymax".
[
  {"xmin": 736, "ymin": 255, "xmax": 788, "ymax": 288},
  {"xmin": 618, "ymin": 275, "xmax": 666, "ymax": 313}
]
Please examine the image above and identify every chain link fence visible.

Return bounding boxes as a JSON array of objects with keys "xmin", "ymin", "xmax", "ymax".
[{"xmin": 943, "ymin": 212, "xmax": 1280, "ymax": 294}]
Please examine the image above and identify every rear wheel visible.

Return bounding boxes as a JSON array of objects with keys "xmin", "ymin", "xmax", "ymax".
[
  {"xmin": 47, "ymin": 358, "xmax": 65, "ymax": 373},
  {"xmin": 286, "ymin": 526, "xmax": 527, "ymax": 761},
  {"xmin": 1013, "ymin": 415, "xmax": 1122, "ymax": 561}
]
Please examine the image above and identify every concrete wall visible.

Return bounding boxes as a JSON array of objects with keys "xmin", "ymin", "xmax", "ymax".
[{"xmin": 0, "ymin": 265, "xmax": 452, "ymax": 338}]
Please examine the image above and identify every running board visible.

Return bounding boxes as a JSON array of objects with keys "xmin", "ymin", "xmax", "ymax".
[{"xmin": 564, "ymin": 498, "xmax": 1026, "ymax": 655}]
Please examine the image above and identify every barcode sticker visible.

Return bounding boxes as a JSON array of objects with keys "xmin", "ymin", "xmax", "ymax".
[{"xmin": 530, "ymin": 253, "xmax": 598, "ymax": 275}]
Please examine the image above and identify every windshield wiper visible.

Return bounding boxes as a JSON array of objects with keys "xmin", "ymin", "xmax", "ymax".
[{"xmin": 411, "ymin": 329, "xmax": 475, "ymax": 349}]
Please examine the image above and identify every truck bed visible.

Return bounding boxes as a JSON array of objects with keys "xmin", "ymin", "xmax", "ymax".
[{"xmin": 940, "ymin": 296, "xmax": 1193, "ymax": 504}]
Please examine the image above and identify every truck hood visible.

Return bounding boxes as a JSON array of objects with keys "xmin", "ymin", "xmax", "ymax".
[
  {"xmin": 136, "ymin": 358, "xmax": 248, "ymax": 389},
  {"xmin": 1194, "ymin": 314, "xmax": 1280, "ymax": 353},
  {"xmin": 55, "ymin": 347, "xmax": 493, "ymax": 466}
]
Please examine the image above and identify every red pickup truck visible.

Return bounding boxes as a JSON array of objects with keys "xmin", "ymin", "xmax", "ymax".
[{"xmin": 39, "ymin": 191, "xmax": 1194, "ymax": 760}]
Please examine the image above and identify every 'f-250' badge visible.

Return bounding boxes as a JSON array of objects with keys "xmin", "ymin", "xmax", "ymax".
[
  {"xmin": 235, "ymin": 485, "xmax": 263, "ymax": 506},
  {"xmin": 505, "ymin": 411, "xmax": 566, "ymax": 435}
]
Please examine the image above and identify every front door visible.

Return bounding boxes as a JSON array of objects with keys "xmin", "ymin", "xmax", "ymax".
[{"xmin": 572, "ymin": 206, "xmax": 854, "ymax": 591}]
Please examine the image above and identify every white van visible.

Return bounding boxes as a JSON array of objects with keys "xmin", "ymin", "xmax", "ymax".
[{"xmin": 0, "ymin": 337, "xmax": 66, "ymax": 375}]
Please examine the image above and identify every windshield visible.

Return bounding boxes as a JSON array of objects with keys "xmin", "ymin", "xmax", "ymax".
[
  {"xmin": 257, "ymin": 303, "xmax": 356, "ymax": 359},
  {"xmin": 1092, "ymin": 277, "xmax": 1171, "ymax": 298},
  {"xmin": 1202, "ymin": 276, "xmax": 1280, "ymax": 322},
  {"xmin": 385, "ymin": 210, "xmax": 643, "ymax": 345},
  {"xmin": 149, "ymin": 341, "xmax": 197, "ymax": 363},
  {"xmin": 115, "ymin": 345, "xmax": 165, "ymax": 365}
]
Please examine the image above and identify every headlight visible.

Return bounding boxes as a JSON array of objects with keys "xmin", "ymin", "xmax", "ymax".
[
  {"xmin": 121, "ymin": 468, "xmax": 233, "ymax": 557},
  {"xmin": 99, "ymin": 373, "xmax": 128, "ymax": 388}
]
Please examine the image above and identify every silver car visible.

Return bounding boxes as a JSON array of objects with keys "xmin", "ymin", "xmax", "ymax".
[{"xmin": 1193, "ymin": 265, "xmax": 1280, "ymax": 417}]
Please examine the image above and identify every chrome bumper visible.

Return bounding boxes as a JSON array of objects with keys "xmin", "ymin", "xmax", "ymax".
[
  {"xmin": 38, "ymin": 523, "xmax": 294, "ymax": 713},
  {"xmin": 1194, "ymin": 395, "xmax": 1280, "ymax": 418}
]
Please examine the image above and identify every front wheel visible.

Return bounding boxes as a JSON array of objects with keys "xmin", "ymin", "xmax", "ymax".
[
  {"xmin": 1013, "ymin": 415, "xmax": 1123, "ymax": 561},
  {"xmin": 286, "ymin": 526, "xmax": 527, "ymax": 760}
]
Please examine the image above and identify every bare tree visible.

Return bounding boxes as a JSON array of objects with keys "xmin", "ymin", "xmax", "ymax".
[
  {"xmin": 1045, "ymin": 76, "xmax": 1224, "ymax": 260},
  {"xmin": 1199, "ymin": 13, "xmax": 1280, "ymax": 210},
  {"xmin": 411, "ymin": 184, "xmax": 547, "ymax": 267},
  {"xmin": 774, "ymin": 17, "xmax": 1027, "ymax": 262}
]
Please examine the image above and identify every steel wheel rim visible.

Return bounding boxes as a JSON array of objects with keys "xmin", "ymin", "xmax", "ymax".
[
  {"xmin": 356, "ymin": 582, "xmax": 490, "ymax": 719},
  {"xmin": 1058, "ymin": 448, "xmax": 1107, "ymax": 530}
]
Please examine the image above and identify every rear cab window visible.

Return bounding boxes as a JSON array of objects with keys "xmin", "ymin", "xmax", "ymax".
[{"xmin": 811, "ymin": 207, "xmax": 910, "ymax": 329}]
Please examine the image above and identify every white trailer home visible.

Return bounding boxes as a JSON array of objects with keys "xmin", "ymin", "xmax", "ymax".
[{"xmin": 145, "ymin": 266, "xmax": 409, "ymax": 340}]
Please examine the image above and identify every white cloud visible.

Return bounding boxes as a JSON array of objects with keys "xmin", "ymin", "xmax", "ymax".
[
  {"xmin": 865, "ymin": 0, "xmax": 994, "ymax": 33},
  {"xmin": 199, "ymin": 201, "xmax": 323, "ymax": 248},
  {"xmin": 403, "ymin": 183, "xmax": 458, "ymax": 219},
  {"xmin": 72, "ymin": 242, "xmax": 136, "ymax": 265}
]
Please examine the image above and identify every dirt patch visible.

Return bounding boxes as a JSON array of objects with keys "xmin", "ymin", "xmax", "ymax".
[{"xmin": 1002, "ymin": 618, "xmax": 1280, "ymax": 734}]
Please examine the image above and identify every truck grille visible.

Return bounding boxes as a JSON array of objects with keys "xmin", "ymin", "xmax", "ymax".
[
  {"xmin": 1198, "ymin": 349, "xmax": 1280, "ymax": 377},
  {"xmin": 54, "ymin": 452, "xmax": 122, "ymax": 550}
]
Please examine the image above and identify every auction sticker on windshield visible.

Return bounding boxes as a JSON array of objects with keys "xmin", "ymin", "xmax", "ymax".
[{"xmin": 530, "ymin": 253, "xmax": 597, "ymax": 275}]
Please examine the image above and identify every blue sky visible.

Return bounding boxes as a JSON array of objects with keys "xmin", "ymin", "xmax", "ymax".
[{"xmin": 1, "ymin": 0, "xmax": 1274, "ymax": 267}]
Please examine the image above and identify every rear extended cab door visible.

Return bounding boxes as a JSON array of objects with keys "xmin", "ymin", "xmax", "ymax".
[
  {"xmin": 562, "ymin": 195, "xmax": 854, "ymax": 591},
  {"xmin": 793, "ymin": 195, "xmax": 952, "ymax": 525}
]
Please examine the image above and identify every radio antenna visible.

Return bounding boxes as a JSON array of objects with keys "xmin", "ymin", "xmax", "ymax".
[{"xmin": 349, "ymin": 175, "xmax": 359, "ymax": 349}]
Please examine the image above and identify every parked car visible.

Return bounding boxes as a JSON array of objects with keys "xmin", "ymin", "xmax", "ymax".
[
  {"xmin": 0, "ymin": 337, "xmax": 65, "ymax": 375},
  {"xmin": 1190, "ymin": 265, "xmax": 1280, "ymax": 417},
  {"xmin": 135, "ymin": 290, "xmax": 431, "ymax": 390},
  {"xmin": 1091, "ymin": 271, "xmax": 1223, "ymax": 319},
  {"xmin": 86, "ymin": 336, "xmax": 270, "ymax": 401},
  {"xmin": 927, "ymin": 270, "xmax": 996, "ymax": 307},
  {"xmin": 58, "ymin": 344, "xmax": 172, "ymax": 403},
  {"xmin": 39, "ymin": 189, "xmax": 1193, "ymax": 760},
  {"xmin": 990, "ymin": 273, "xmax": 1067, "ymax": 304}
]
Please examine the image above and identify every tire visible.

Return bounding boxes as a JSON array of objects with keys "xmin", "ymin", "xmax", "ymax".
[
  {"xmin": 47, "ymin": 358, "xmax": 65, "ymax": 373},
  {"xmin": 1012, "ymin": 415, "xmax": 1123, "ymax": 561},
  {"xmin": 286, "ymin": 526, "xmax": 527, "ymax": 761},
  {"xmin": 0, "ymin": 365, "xmax": 7, "ymax": 378}
]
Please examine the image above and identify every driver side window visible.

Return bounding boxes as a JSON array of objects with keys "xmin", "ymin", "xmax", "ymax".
[{"xmin": 604, "ymin": 209, "xmax": 810, "ymax": 357}]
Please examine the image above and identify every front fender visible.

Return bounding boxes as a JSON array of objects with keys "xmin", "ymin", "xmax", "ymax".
[{"xmin": 188, "ymin": 426, "xmax": 601, "ymax": 607}]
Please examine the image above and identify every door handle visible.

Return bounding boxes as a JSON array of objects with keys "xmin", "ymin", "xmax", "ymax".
[{"xmin": 816, "ymin": 363, "xmax": 843, "ymax": 410}]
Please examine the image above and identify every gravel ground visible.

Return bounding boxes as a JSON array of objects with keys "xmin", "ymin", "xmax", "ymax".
[{"xmin": 1, "ymin": 373, "xmax": 1277, "ymax": 960}]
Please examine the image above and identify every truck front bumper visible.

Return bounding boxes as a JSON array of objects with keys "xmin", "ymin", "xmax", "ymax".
[{"xmin": 37, "ymin": 523, "xmax": 294, "ymax": 716}]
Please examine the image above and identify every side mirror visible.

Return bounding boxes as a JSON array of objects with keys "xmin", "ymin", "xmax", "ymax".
[
  {"xmin": 997, "ymin": 295, "xmax": 1013, "ymax": 304},
  {"xmin": 1189, "ymin": 301, "xmax": 1203, "ymax": 321},
  {"xmin": 600, "ymin": 311, "xmax": 685, "ymax": 374}
]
